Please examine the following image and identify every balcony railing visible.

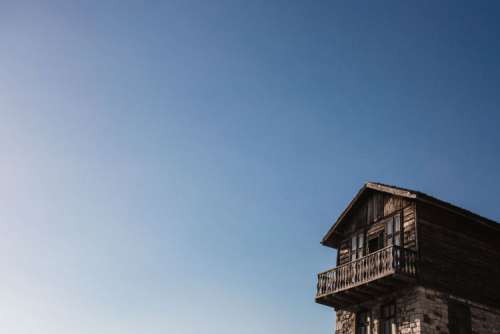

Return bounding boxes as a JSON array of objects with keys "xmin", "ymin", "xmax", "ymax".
[{"xmin": 316, "ymin": 245, "xmax": 417, "ymax": 298}]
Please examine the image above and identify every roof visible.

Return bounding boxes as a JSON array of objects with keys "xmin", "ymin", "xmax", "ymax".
[{"xmin": 321, "ymin": 182, "xmax": 500, "ymax": 248}]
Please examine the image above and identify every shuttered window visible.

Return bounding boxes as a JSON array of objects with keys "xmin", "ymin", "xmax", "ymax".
[
  {"xmin": 351, "ymin": 235, "xmax": 357, "ymax": 261},
  {"xmin": 386, "ymin": 214, "xmax": 402, "ymax": 247},
  {"xmin": 358, "ymin": 233, "xmax": 364, "ymax": 257},
  {"xmin": 394, "ymin": 214, "xmax": 401, "ymax": 246},
  {"xmin": 351, "ymin": 232, "xmax": 365, "ymax": 261},
  {"xmin": 380, "ymin": 303, "xmax": 396, "ymax": 334}
]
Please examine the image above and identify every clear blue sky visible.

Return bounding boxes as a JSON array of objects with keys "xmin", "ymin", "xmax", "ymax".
[{"xmin": 1, "ymin": 1, "xmax": 499, "ymax": 333}]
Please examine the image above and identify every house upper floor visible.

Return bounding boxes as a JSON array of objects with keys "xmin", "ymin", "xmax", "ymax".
[{"xmin": 316, "ymin": 183, "xmax": 500, "ymax": 309}]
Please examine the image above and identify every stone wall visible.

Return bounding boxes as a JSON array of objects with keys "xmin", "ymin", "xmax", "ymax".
[
  {"xmin": 333, "ymin": 286, "xmax": 500, "ymax": 334},
  {"xmin": 335, "ymin": 309, "xmax": 355, "ymax": 334},
  {"xmin": 334, "ymin": 287, "xmax": 422, "ymax": 334},
  {"xmin": 418, "ymin": 287, "xmax": 500, "ymax": 334},
  {"xmin": 470, "ymin": 304, "xmax": 500, "ymax": 334},
  {"xmin": 396, "ymin": 288, "xmax": 422, "ymax": 334},
  {"xmin": 418, "ymin": 287, "xmax": 448, "ymax": 333}
]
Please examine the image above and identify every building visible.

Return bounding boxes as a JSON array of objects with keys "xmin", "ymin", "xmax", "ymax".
[{"xmin": 315, "ymin": 182, "xmax": 500, "ymax": 334}]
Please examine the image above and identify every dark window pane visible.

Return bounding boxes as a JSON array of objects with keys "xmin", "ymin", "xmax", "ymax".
[
  {"xmin": 448, "ymin": 302, "xmax": 471, "ymax": 334},
  {"xmin": 356, "ymin": 311, "xmax": 370, "ymax": 334},
  {"xmin": 368, "ymin": 237, "xmax": 380, "ymax": 253},
  {"xmin": 380, "ymin": 303, "xmax": 396, "ymax": 333},
  {"xmin": 381, "ymin": 320, "xmax": 395, "ymax": 334}
]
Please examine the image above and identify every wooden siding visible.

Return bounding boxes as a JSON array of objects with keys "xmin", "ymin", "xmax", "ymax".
[
  {"xmin": 338, "ymin": 191, "xmax": 412, "ymax": 235},
  {"xmin": 338, "ymin": 240, "xmax": 350, "ymax": 266},
  {"xmin": 318, "ymin": 183, "xmax": 500, "ymax": 312},
  {"xmin": 335, "ymin": 191, "xmax": 417, "ymax": 265},
  {"xmin": 367, "ymin": 219, "xmax": 385, "ymax": 238},
  {"xmin": 416, "ymin": 201, "xmax": 500, "ymax": 307}
]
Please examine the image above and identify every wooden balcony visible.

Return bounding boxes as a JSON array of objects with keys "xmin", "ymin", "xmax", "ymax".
[{"xmin": 316, "ymin": 245, "xmax": 417, "ymax": 308}]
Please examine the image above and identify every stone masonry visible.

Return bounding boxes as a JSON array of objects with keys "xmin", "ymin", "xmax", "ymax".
[{"xmin": 334, "ymin": 286, "xmax": 500, "ymax": 334}]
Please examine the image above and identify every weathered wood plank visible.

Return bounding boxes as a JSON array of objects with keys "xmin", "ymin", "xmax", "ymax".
[{"xmin": 417, "ymin": 201, "xmax": 500, "ymax": 307}]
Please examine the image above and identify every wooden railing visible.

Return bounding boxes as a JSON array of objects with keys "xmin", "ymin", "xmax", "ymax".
[{"xmin": 316, "ymin": 245, "xmax": 417, "ymax": 297}]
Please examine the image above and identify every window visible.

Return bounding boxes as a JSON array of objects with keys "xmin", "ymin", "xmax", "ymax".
[
  {"xmin": 351, "ymin": 235, "xmax": 357, "ymax": 261},
  {"xmin": 351, "ymin": 232, "xmax": 365, "ymax": 261},
  {"xmin": 380, "ymin": 303, "xmax": 396, "ymax": 334},
  {"xmin": 368, "ymin": 232, "xmax": 384, "ymax": 253},
  {"xmin": 394, "ymin": 215, "xmax": 401, "ymax": 246},
  {"xmin": 448, "ymin": 301, "xmax": 471, "ymax": 334},
  {"xmin": 358, "ymin": 233, "xmax": 364, "ymax": 258},
  {"xmin": 356, "ymin": 311, "xmax": 370, "ymax": 334},
  {"xmin": 386, "ymin": 214, "xmax": 401, "ymax": 247}
]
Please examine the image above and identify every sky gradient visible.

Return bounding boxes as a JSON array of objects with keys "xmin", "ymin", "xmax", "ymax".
[{"xmin": 1, "ymin": 1, "xmax": 500, "ymax": 333}]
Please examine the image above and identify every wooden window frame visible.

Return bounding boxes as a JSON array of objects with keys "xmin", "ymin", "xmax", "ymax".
[
  {"xmin": 350, "ymin": 230, "xmax": 367, "ymax": 261},
  {"xmin": 355, "ymin": 310, "xmax": 370, "ymax": 334},
  {"xmin": 379, "ymin": 302, "xmax": 396, "ymax": 334},
  {"xmin": 367, "ymin": 231, "xmax": 384, "ymax": 254},
  {"xmin": 385, "ymin": 212, "xmax": 403, "ymax": 248}
]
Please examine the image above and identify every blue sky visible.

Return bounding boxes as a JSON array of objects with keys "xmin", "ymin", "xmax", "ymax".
[{"xmin": 1, "ymin": 1, "xmax": 499, "ymax": 333}]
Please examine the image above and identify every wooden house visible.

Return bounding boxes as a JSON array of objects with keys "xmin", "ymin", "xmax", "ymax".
[{"xmin": 315, "ymin": 182, "xmax": 500, "ymax": 334}]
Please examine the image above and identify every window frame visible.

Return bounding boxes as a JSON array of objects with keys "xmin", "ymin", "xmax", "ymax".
[
  {"xmin": 355, "ymin": 310, "xmax": 370, "ymax": 334},
  {"xmin": 379, "ymin": 303, "xmax": 396, "ymax": 334},
  {"xmin": 350, "ymin": 231, "xmax": 366, "ymax": 261},
  {"xmin": 385, "ymin": 213, "xmax": 403, "ymax": 247},
  {"xmin": 367, "ymin": 231, "xmax": 385, "ymax": 254}
]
